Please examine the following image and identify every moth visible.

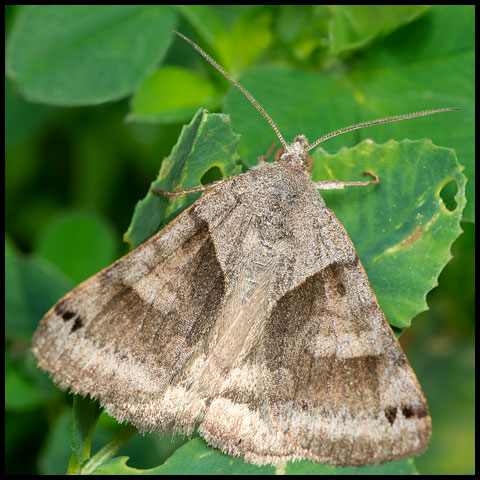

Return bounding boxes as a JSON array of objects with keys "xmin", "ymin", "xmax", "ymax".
[{"xmin": 33, "ymin": 31, "xmax": 459, "ymax": 466}]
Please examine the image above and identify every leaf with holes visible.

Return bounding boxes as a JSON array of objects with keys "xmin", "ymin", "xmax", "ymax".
[{"xmin": 313, "ymin": 139, "xmax": 466, "ymax": 329}]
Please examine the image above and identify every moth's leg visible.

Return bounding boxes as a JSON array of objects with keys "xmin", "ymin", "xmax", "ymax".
[
  {"xmin": 257, "ymin": 143, "xmax": 278, "ymax": 164},
  {"xmin": 314, "ymin": 171, "xmax": 379, "ymax": 190},
  {"xmin": 151, "ymin": 178, "xmax": 228, "ymax": 197}
]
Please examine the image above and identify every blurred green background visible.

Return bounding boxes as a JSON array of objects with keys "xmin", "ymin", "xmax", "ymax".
[{"xmin": 5, "ymin": 5, "xmax": 474, "ymax": 475}]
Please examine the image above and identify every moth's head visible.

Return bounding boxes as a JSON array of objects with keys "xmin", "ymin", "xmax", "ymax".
[{"xmin": 275, "ymin": 135, "xmax": 314, "ymax": 172}]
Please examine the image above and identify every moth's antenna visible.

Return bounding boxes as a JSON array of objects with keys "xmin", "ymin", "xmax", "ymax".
[
  {"xmin": 173, "ymin": 30, "xmax": 288, "ymax": 149},
  {"xmin": 306, "ymin": 108, "xmax": 461, "ymax": 152}
]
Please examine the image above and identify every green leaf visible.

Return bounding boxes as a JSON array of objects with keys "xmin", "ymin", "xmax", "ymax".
[
  {"xmin": 168, "ymin": 439, "xmax": 418, "ymax": 475},
  {"xmin": 38, "ymin": 409, "xmax": 73, "ymax": 475},
  {"xmin": 352, "ymin": 5, "xmax": 474, "ymax": 221},
  {"xmin": 216, "ymin": 7, "xmax": 273, "ymax": 75},
  {"xmin": 124, "ymin": 108, "xmax": 241, "ymax": 249},
  {"xmin": 274, "ymin": 5, "xmax": 325, "ymax": 46},
  {"xmin": 174, "ymin": 5, "xmax": 225, "ymax": 51},
  {"xmin": 91, "ymin": 437, "xmax": 418, "ymax": 475},
  {"xmin": 5, "ymin": 76, "xmax": 53, "ymax": 148},
  {"xmin": 329, "ymin": 5, "xmax": 431, "ymax": 53},
  {"xmin": 130, "ymin": 66, "xmax": 220, "ymax": 124},
  {"xmin": 313, "ymin": 139, "xmax": 466, "ymax": 329},
  {"xmin": 37, "ymin": 408, "xmax": 138, "ymax": 475},
  {"xmin": 34, "ymin": 211, "xmax": 118, "ymax": 284},
  {"xmin": 90, "ymin": 456, "xmax": 149, "ymax": 475},
  {"xmin": 5, "ymin": 236, "xmax": 74, "ymax": 341},
  {"xmin": 68, "ymin": 396, "xmax": 102, "ymax": 473},
  {"xmin": 156, "ymin": 438, "xmax": 275, "ymax": 475},
  {"xmin": 91, "ymin": 438, "xmax": 275, "ymax": 475},
  {"xmin": 283, "ymin": 456, "xmax": 418, "ymax": 475},
  {"xmin": 5, "ymin": 351, "xmax": 45, "ymax": 410},
  {"xmin": 6, "ymin": 5, "xmax": 177, "ymax": 105}
]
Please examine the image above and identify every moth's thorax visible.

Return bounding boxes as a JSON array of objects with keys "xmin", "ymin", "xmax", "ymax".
[{"xmin": 278, "ymin": 135, "xmax": 314, "ymax": 172}]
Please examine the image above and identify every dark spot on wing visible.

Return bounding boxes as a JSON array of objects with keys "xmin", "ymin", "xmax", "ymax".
[
  {"xmin": 402, "ymin": 406, "xmax": 414, "ymax": 418},
  {"xmin": 54, "ymin": 300, "xmax": 84, "ymax": 333},
  {"xmin": 71, "ymin": 316, "xmax": 84, "ymax": 333},
  {"xmin": 400, "ymin": 403, "xmax": 429, "ymax": 420},
  {"xmin": 385, "ymin": 406, "xmax": 397, "ymax": 425},
  {"xmin": 415, "ymin": 403, "xmax": 429, "ymax": 419},
  {"xmin": 55, "ymin": 300, "xmax": 68, "ymax": 317},
  {"xmin": 62, "ymin": 311, "xmax": 76, "ymax": 321}
]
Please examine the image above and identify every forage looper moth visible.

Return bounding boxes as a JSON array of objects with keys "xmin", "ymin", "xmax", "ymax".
[{"xmin": 32, "ymin": 31, "xmax": 460, "ymax": 467}]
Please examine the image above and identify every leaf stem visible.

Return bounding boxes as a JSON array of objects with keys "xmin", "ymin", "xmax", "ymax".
[{"xmin": 79, "ymin": 424, "xmax": 137, "ymax": 475}]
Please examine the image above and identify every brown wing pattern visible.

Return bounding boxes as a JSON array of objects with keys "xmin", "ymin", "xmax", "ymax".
[
  {"xmin": 195, "ymin": 165, "xmax": 430, "ymax": 465},
  {"xmin": 33, "ymin": 201, "xmax": 227, "ymax": 426},
  {"xmin": 33, "ymin": 162, "xmax": 430, "ymax": 465}
]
